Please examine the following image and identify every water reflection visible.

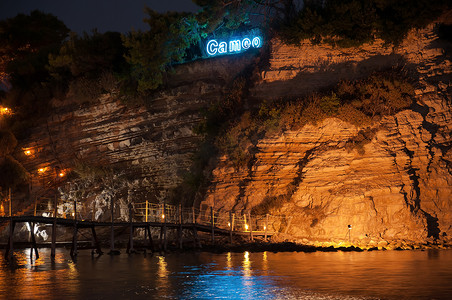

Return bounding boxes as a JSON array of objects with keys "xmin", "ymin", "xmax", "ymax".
[
  {"xmin": 0, "ymin": 248, "xmax": 79, "ymax": 299},
  {"xmin": 0, "ymin": 248, "xmax": 451, "ymax": 299}
]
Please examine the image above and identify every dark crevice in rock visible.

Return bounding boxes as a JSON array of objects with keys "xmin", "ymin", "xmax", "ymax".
[
  {"xmin": 422, "ymin": 210, "xmax": 441, "ymax": 239},
  {"xmin": 406, "ymin": 166, "xmax": 421, "ymax": 210},
  {"xmin": 289, "ymin": 147, "xmax": 316, "ymax": 193}
]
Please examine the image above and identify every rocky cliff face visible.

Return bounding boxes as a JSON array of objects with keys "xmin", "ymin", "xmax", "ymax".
[
  {"xmin": 16, "ymin": 18, "xmax": 451, "ymax": 247},
  {"xmin": 201, "ymin": 21, "xmax": 452, "ymax": 248},
  {"xmin": 18, "ymin": 55, "xmax": 255, "ymax": 208}
]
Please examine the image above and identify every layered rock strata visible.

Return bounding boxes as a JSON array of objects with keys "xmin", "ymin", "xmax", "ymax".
[
  {"xmin": 202, "ymin": 22, "xmax": 452, "ymax": 247},
  {"xmin": 17, "ymin": 55, "xmax": 255, "ymax": 206}
]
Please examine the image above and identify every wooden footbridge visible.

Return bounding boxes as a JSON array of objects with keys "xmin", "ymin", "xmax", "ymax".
[{"xmin": 0, "ymin": 200, "xmax": 291, "ymax": 260}]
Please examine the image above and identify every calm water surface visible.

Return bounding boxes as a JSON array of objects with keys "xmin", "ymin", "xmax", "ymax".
[{"xmin": 0, "ymin": 248, "xmax": 451, "ymax": 299}]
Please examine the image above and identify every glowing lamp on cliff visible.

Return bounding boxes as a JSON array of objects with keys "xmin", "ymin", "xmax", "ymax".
[
  {"xmin": 38, "ymin": 167, "xmax": 47, "ymax": 174},
  {"xmin": 58, "ymin": 171, "xmax": 65, "ymax": 178},
  {"xmin": 244, "ymin": 224, "xmax": 249, "ymax": 231},
  {"xmin": 0, "ymin": 106, "xmax": 12, "ymax": 115},
  {"xmin": 23, "ymin": 148, "xmax": 34, "ymax": 156}
]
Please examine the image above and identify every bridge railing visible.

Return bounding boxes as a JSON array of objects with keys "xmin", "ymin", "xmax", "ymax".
[{"xmin": 32, "ymin": 199, "xmax": 291, "ymax": 233}]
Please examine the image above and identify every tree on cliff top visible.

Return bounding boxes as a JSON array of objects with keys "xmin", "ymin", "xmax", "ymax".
[
  {"xmin": 123, "ymin": 1, "xmax": 298, "ymax": 93},
  {"xmin": 0, "ymin": 10, "xmax": 69, "ymax": 130},
  {"xmin": 48, "ymin": 30, "xmax": 127, "ymax": 81},
  {"xmin": 122, "ymin": 8, "xmax": 203, "ymax": 92},
  {"xmin": 0, "ymin": 10, "xmax": 69, "ymax": 90},
  {"xmin": 279, "ymin": 0, "xmax": 450, "ymax": 47}
]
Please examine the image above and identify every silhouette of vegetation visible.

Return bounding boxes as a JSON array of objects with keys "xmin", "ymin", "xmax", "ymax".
[
  {"xmin": 48, "ymin": 30, "xmax": 127, "ymax": 85},
  {"xmin": 122, "ymin": 9, "xmax": 203, "ymax": 93},
  {"xmin": 280, "ymin": 0, "xmax": 450, "ymax": 47}
]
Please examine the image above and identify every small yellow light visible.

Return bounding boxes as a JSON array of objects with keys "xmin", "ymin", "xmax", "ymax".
[
  {"xmin": 72, "ymin": 212, "xmax": 75, "ymax": 217},
  {"xmin": 161, "ymin": 214, "xmax": 165, "ymax": 219},
  {"xmin": 38, "ymin": 168, "xmax": 46, "ymax": 173},
  {"xmin": 263, "ymin": 226, "xmax": 266, "ymax": 231},
  {"xmin": 244, "ymin": 224, "xmax": 249, "ymax": 230},
  {"xmin": 24, "ymin": 150, "xmax": 32, "ymax": 156},
  {"xmin": 228, "ymin": 222, "xmax": 231, "ymax": 227},
  {"xmin": 0, "ymin": 107, "xmax": 11, "ymax": 115},
  {"xmin": 59, "ymin": 172, "xmax": 65, "ymax": 177}
]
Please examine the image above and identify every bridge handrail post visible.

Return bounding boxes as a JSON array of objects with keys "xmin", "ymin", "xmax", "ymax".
[
  {"xmin": 210, "ymin": 206, "xmax": 214, "ymax": 244},
  {"xmin": 51, "ymin": 195, "xmax": 57, "ymax": 259},
  {"xmin": 92, "ymin": 201, "xmax": 95, "ymax": 221},
  {"xmin": 248, "ymin": 211, "xmax": 253, "ymax": 241},
  {"xmin": 265, "ymin": 214, "xmax": 269, "ymax": 241},
  {"xmin": 192, "ymin": 207, "xmax": 196, "ymax": 224},
  {"xmin": 145, "ymin": 200, "xmax": 148, "ymax": 222},
  {"xmin": 229, "ymin": 211, "xmax": 233, "ymax": 244},
  {"xmin": 34, "ymin": 196, "xmax": 37, "ymax": 217},
  {"xmin": 179, "ymin": 204, "xmax": 182, "ymax": 224},
  {"xmin": 8, "ymin": 188, "xmax": 12, "ymax": 217}
]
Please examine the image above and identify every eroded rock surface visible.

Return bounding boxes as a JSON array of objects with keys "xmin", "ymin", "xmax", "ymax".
[{"xmin": 202, "ymin": 22, "xmax": 452, "ymax": 247}]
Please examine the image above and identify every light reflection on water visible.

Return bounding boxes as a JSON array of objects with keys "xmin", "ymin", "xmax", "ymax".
[{"xmin": 0, "ymin": 248, "xmax": 451, "ymax": 299}]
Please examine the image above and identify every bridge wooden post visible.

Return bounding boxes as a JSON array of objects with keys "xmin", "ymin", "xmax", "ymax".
[
  {"xmin": 178, "ymin": 204, "xmax": 183, "ymax": 249},
  {"xmin": 92, "ymin": 201, "xmax": 95, "ymax": 221},
  {"xmin": 70, "ymin": 199, "xmax": 78, "ymax": 259},
  {"xmin": 210, "ymin": 207, "xmax": 215, "ymax": 244},
  {"xmin": 29, "ymin": 222, "xmax": 39, "ymax": 260},
  {"xmin": 284, "ymin": 216, "xmax": 293, "ymax": 234},
  {"xmin": 265, "ymin": 214, "xmax": 269, "ymax": 241},
  {"xmin": 8, "ymin": 188, "xmax": 11, "ymax": 217},
  {"xmin": 145, "ymin": 225, "xmax": 154, "ymax": 253},
  {"xmin": 144, "ymin": 200, "xmax": 149, "ymax": 242},
  {"xmin": 109, "ymin": 197, "xmax": 117, "ymax": 254},
  {"xmin": 5, "ymin": 218, "xmax": 15, "ymax": 259},
  {"xmin": 91, "ymin": 226, "xmax": 103, "ymax": 255},
  {"xmin": 163, "ymin": 202, "xmax": 167, "ymax": 252},
  {"xmin": 248, "ymin": 211, "xmax": 253, "ymax": 241},
  {"xmin": 192, "ymin": 207, "xmax": 196, "ymax": 224},
  {"xmin": 127, "ymin": 203, "xmax": 135, "ymax": 254},
  {"xmin": 51, "ymin": 194, "xmax": 57, "ymax": 259},
  {"xmin": 229, "ymin": 212, "xmax": 233, "ymax": 244},
  {"xmin": 34, "ymin": 196, "xmax": 37, "ymax": 216}
]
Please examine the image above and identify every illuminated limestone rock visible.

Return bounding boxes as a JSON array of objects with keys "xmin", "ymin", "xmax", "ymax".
[{"xmin": 202, "ymin": 22, "xmax": 452, "ymax": 247}]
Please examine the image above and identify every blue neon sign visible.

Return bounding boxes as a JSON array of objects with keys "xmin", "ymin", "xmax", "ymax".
[{"xmin": 206, "ymin": 35, "xmax": 262, "ymax": 57}]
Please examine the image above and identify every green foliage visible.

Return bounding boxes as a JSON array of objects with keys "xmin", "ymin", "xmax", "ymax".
[
  {"xmin": 0, "ymin": 156, "xmax": 29, "ymax": 190},
  {"xmin": 337, "ymin": 73, "xmax": 414, "ymax": 117},
  {"xmin": 0, "ymin": 10, "xmax": 69, "ymax": 89},
  {"xmin": 217, "ymin": 70, "xmax": 414, "ymax": 167},
  {"xmin": 0, "ymin": 10, "xmax": 69, "ymax": 136},
  {"xmin": 0, "ymin": 130, "xmax": 17, "ymax": 156},
  {"xmin": 319, "ymin": 92, "xmax": 340, "ymax": 115},
  {"xmin": 48, "ymin": 31, "xmax": 127, "ymax": 81},
  {"xmin": 122, "ymin": 9, "xmax": 203, "ymax": 92},
  {"xmin": 216, "ymin": 112, "xmax": 256, "ymax": 167},
  {"xmin": 195, "ymin": 77, "xmax": 247, "ymax": 135},
  {"xmin": 280, "ymin": 0, "xmax": 450, "ymax": 47},
  {"xmin": 194, "ymin": 0, "xmax": 252, "ymax": 34}
]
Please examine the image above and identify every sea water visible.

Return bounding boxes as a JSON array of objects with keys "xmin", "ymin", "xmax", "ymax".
[{"xmin": 0, "ymin": 248, "xmax": 451, "ymax": 299}]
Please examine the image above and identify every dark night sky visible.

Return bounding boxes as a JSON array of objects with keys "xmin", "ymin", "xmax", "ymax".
[{"xmin": 0, "ymin": 0, "xmax": 200, "ymax": 33}]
